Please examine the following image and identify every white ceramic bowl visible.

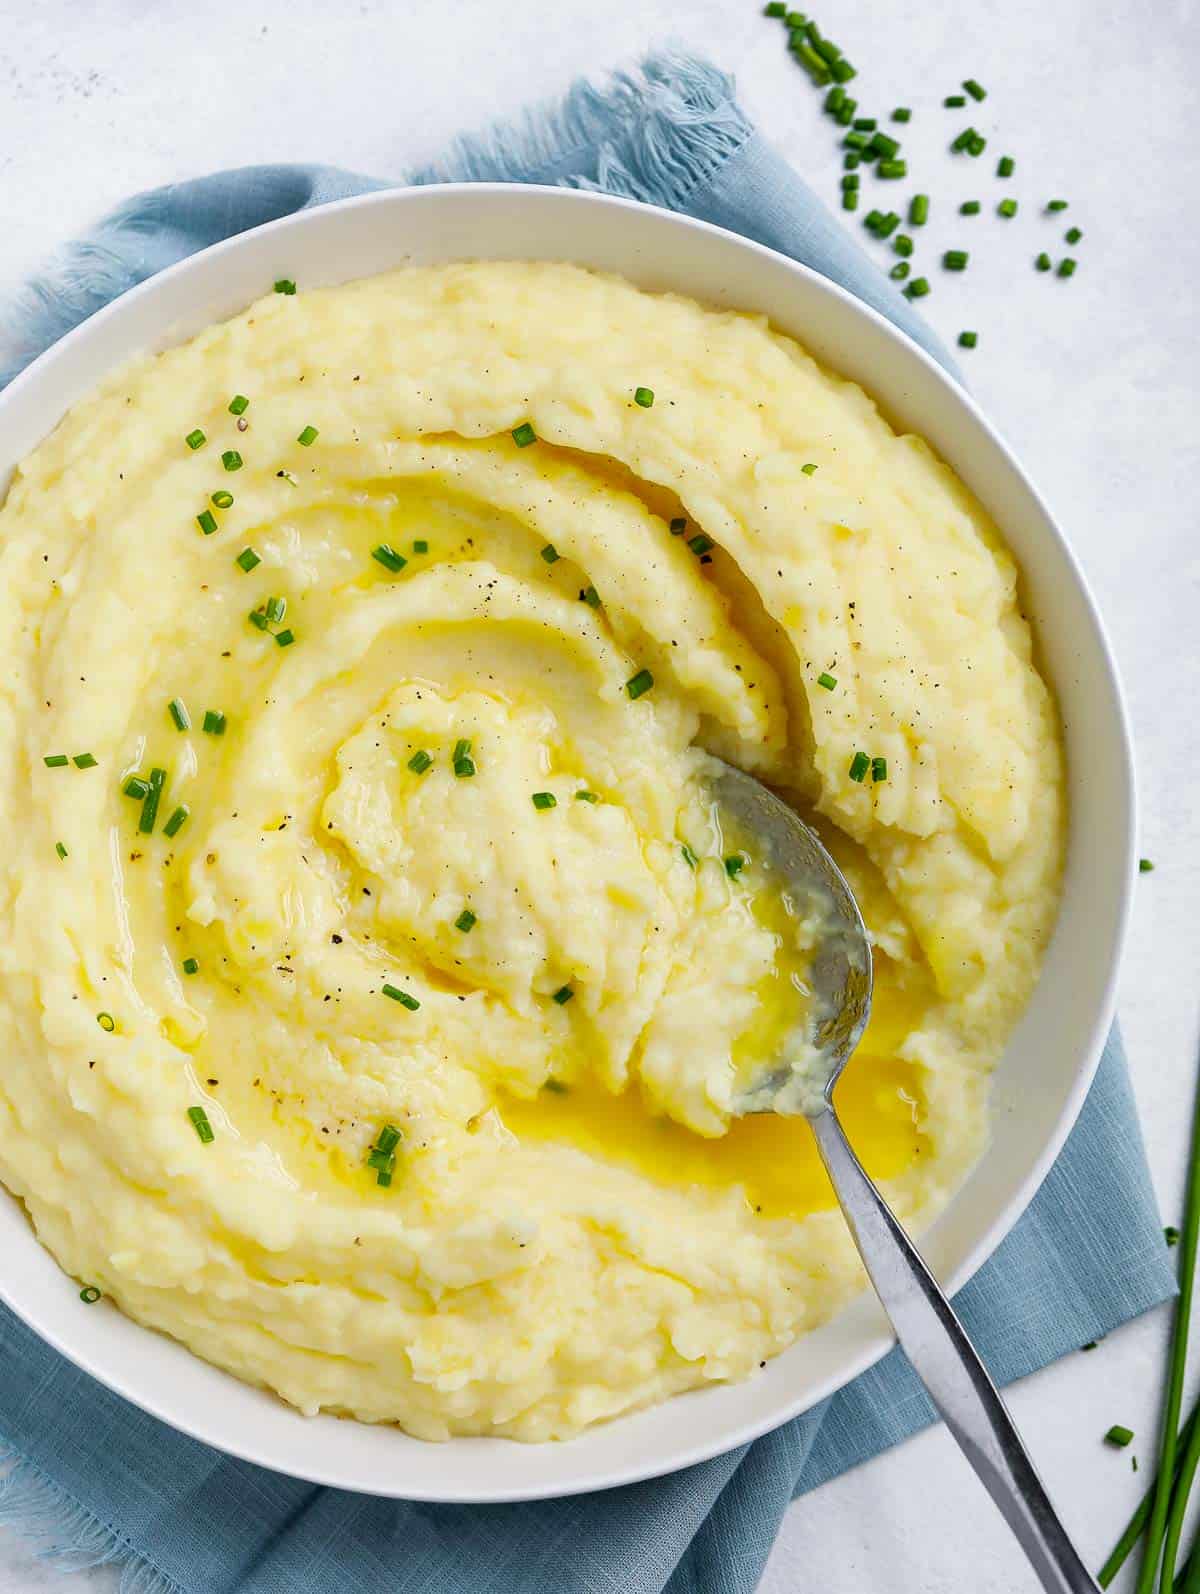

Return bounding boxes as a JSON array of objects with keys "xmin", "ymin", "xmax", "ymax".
[{"xmin": 0, "ymin": 184, "xmax": 1134, "ymax": 1502}]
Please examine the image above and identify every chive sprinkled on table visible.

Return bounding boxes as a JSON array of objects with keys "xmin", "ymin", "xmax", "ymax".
[
  {"xmin": 1035, "ymin": 252, "xmax": 1052, "ymax": 272},
  {"xmin": 997, "ymin": 155, "xmax": 1015, "ymax": 178},
  {"xmin": 1139, "ymin": 858, "xmax": 1155, "ymax": 873},
  {"xmin": 960, "ymin": 200, "xmax": 981, "ymax": 216},
  {"xmin": 55, "ymin": 841, "xmax": 68, "ymax": 860},
  {"xmin": 79, "ymin": 1286, "xmax": 102, "ymax": 1304},
  {"xmin": 1106, "ymin": 1426, "xmax": 1134, "ymax": 1450},
  {"xmin": 998, "ymin": 198, "xmax": 1018, "ymax": 219},
  {"xmin": 1166, "ymin": 1226, "xmax": 1180, "ymax": 1247},
  {"xmin": 187, "ymin": 1105, "xmax": 215, "ymax": 1144},
  {"xmin": 944, "ymin": 95, "xmax": 966, "ymax": 108},
  {"xmin": 1065, "ymin": 226, "xmax": 1082, "ymax": 245},
  {"xmin": 904, "ymin": 277, "xmax": 931, "ymax": 299},
  {"xmin": 1057, "ymin": 258, "xmax": 1077, "ymax": 278},
  {"xmin": 1047, "ymin": 199, "xmax": 1069, "ymax": 212},
  {"xmin": 943, "ymin": 250, "xmax": 969, "ymax": 271},
  {"xmin": 540, "ymin": 543, "xmax": 560, "ymax": 564},
  {"xmin": 963, "ymin": 78, "xmax": 986, "ymax": 101},
  {"xmin": 909, "ymin": 194, "xmax": 929, "ymax": 226},
  {"xmin": 958, "ymin": 331, "xmax": 978, "ymax": 349}
]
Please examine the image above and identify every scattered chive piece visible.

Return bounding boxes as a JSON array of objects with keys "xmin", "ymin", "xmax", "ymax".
[
  {"xmin": 875, "ymin": 211, "xmax": 901, "ymax": 238},
  {"xmin": 893, "ymin": 234, "xmax": 913, "ymax": 256},
  {"xmin": 951, "ymin": 127, "xmax": 975, "ymax": 152},
  {"xmin": 1106, "ymin": 1426, "xmax": 1134, "ymax": 1450},
  {"xmin": 453, "ymin": 753, "xmax": 476, "ymax": 778},
  {"xmin": 892, "ymin": 107, "xmax": 911, "ymax": 122},
  {"xmin": 1140, "ymin": 858, "xmax": 1155, "ymax": 873},
  {"xmin": 625, "ymin": 668, "xmax": 654, "ymax": 700},
  {"xmin": 55, "ymin": 841, "xmax": 68, "ymax": 859},
  {"xmin": 97, "ymin": 1012, "xmax": 116, "ymax": 1032},
  {"xmin": 1047, "ymin": 199, "xmax": 1068, "ymax": 212},
  {"xmin": 817, "ymin": 672, "xmax": 837, "ymax": 690},
  {"xmin": 1035, "ymin": 252, "xmax": 1052, "ymax": 272},
  {"xmin": 842, "ymin": 190, "xmax": 859, "ymax": 212},
  {"xmin": 371, "ymin": 543, "xmax": 407, "ymax": 573},
  {"xmin": 909, "ymin": 194, "xmax": 929, "ymax": 226},
  {"xmin": 196, "ymin": 510, "xmax": 218, "ymax": 536},
  {"xmin": 265, "ymin": 595, "xmax": 286, "ymax": 623},
  {"xmin": 963, "ymin": 78, "xmax": 986, "ymax": 100},
  {"xmin": 201, "ymin": 709, "xmax": 226, "ymax": 737},
  {"xmin": 825, "ymin": 86, "xmax": 845, "ymax": 112},
  {"xmin": 844, "ymin": 131, "xmax": 870, "ymax": 152},
  {"xmin": 581, "ymin": 585, "xmax": 601, "ymax": 608},
  {"xmin": 1082, "ymin": 1342, "xmax": 1098, "ymax": 1352},
  {"xmin": 830, "ymin": 59, "xmax": 856, "ymax": 83},
  {"xmin": 381, "ymin": 984, "xmax": 420, "ymax": 1010},
  {"xmin": 575, "ymin": 790, "xmax": 599, "ymax": 803},
  {"xmin": 681, "ymin": 843, "xmax": 699, "ymax": 870},
  {"xmin": 724, "ymin": 853, "xmax": 747, "ymax": 878},
  {"xmin": 376, "ymin": 1124, "xmax": 401, "ymax": 1155},
  {"xmin": 228, "ymin": 394, "xmax": 249, "ymax": 415},
  {"xmin": 791, "ymin": 39, "xmax": 832, "ymax": 83},
  {"xmin": 852, "ymin": 117, "xmax": 876, "ymax": 131},
  {"xmin": 182, "ymin": 957, "xmax": 199, "ymax": 975},
  {"xmin": 79, "ymin": 1286, "xmax": 102, "ymax": 1304},
  {"xmin": 1057, "ymin": 257, "xmax": 1077, "ymax": 278},
  {"xmin": 274, "ymin": 628, "xmax": 295, "ymax": 648},
  {"xmin": 540, "ymin": 543, "xmax": 560, "ymax": 564},
  {"xmin": 413, "ymin": 539, "xmax": 428, "ymax": 553},
  {"xmin": 877, "ymin": 160, "xmax": 907, "ymax": 180},
  {"xmin": 72, "ymin": 753, "xmax": 97, "ymax": 769},
  {"xmin": 455, "ymin": 909, "xmax": 477, "ymax": 933},
  {"xmin": 960, "ymin": 200, "xmax": 981, "ymax": 215},
  {"xmin": 123, "ymin": 775, "xmax": 149, "ymax": 799},
  {"xmin": 187, "ymin": 1105, "xmax": 215, "ymax": 1144},
  {"xmin": 841, "ymin": 173, "xmax": 859, "ymax": 190},
  {"xmin": 801, "ymin": 462, "xmax": 818, "ymax": 475},
  {"xmin": 944, "ymin": 95, "xmax": 966, "ymax": 108},
  {"xmin": 407, "ymin": 750, "xmax": 432, "ymax": 774},
  {"xmin": 688, "ymin": 533, "xmax": 715, "ymax": 556},
  {"xmin": 967, "ymin": 132, "xmax": 986, "ymax": 156},
  {"xmin": 185, "ymin": 429, "xmax": 206, "ymax": 451},
  {"xmin": 511, "ymin": 422, "xmax": 536, "ymax": 447},
  {"xmin": 867, "ymin": 131, "xmax": 899, "ymax": 159},
  {"xmin": 366, "ymin": 1147, "xmax": 395, "ymax": 1174},
  {"xmin": 296, "ymin": 425, "xmax": 318, "ymax": 447},
  {"xmin": 764, "ymin": 2, "xmax": 785, "ymax": 16},
  {"xmin": 998, "ymin": 198, "xmax": 1018, "ymax": 218},
  {"xmin": 669, "ymin": 517, "xmax": 687, "ymax": 534},
  {"xmin": 849, "ymin": 751, "xmax": 870, "ymax": 782},
  {"xmin": 221, "ymin": 449, "xmax": 243, "ymax": 472},
  {"xmin": 871, "ymin": 756, "xmax": 888, "ymax": 783},
  {"xmin": 634, "ymin": 386, "xmax": 655, "ymax": 408},
  {"xmin": 531, "ymin": 791, "xmax": 557, "ymax": 810},
  {"xmin": 249, "ymin": 608, "xmax": 269, "ymax": 630},
  {"xmin": 943, "ymin": 250, "xmax": 969, "ymax": 271},
  {"xmin": 1167, "ymin": 1226, "xmax": 1181, "ymax": 1246},
  {"xmin": 274, "ymin": 278, "xmax": 296, "ymax": 294},
  {"xmin": 1065, "ymin": 226, "xmax": 1082, "ymax": 244},
  {"xmin": 889, "ymin": 262, "xmax": 910, "ymax": 281},
  {"xmin": 211, "ymin": 490, "xmax": 234, "ymax": 509},
  {"xmin": 236, "ymin": 547, "xmax": 261, "ymax": 572},
  {"xmin": 958, "ymin": 331, "xmax": 978, "ymax": 349},
  {"xmin": 552, "ymin": 985, "xmax": 574, "ymax": 1006},
  {"xmin": 168, "ymin": 698, "xmax": 190, "ymax": 732},
  {"xmin": 452, "ymin": 738, "xmax": 471, "ymax": 762},
  {"xmin": 376, "ymin": 1166, "xmax": 394, "ymax": 1188},
  {"xmin": 163, "ymin": 804, "xmax": 189, "ymax": 839},
  {"xmin": 997, "ymin": 155, "xmax": 1015, "ymax": 178},
  {"xmin": 905, "ymin": 277, "xmax": 931, "ymax": 299},
  {"xmin": 139, "ymin": 767, "xmax": 166, "ymax": 834},
  {"xmin": 43, "ymin": 754, "xmax": 69, "ymax": 768},
  {"xmin": 835, "ymin": 103, "xmax": 855, "ymax": 126}
]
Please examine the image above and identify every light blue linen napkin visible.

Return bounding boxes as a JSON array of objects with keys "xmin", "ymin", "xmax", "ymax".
[{"xmin": 0, "ymin": 52, "xmax": 1174, "ymax": 1594}]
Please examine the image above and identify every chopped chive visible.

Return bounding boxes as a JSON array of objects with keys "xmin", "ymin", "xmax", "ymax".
[
  {"xmin": 852, "ymin": 117, "xmax": 876, "ymax": 131},
  {"xmin": 235, "ymin": 547, "xmax": 261, "ymax": 572},
  {"xmin": 892, "ymin": 107, "xmax": 911, "ymax": 122},
  {"xmin": 830, "ymin": 58, "xmax": 856, "ymax": 83},
  {"xmin": 867, "ymin": 131, "xmax": 900, "ymax": 160},
  {"xmin": 904, "ymin": 277, "xmax": 931, "ymax": 299},
  {"xmin": 835, "ymin": 102, "xmax": 855, "ymax": 125},
  {"xmin": 123, "ymin": 775, "xmax": 149, "ymax": 799},
  {"xmin": 817, "ymin": 672, "xmax": 837, "ymax": 690},
  {"xmin": 791, "ymin": 39, "xmax": 831, "ymax": 83},
  {"xmin": 274, "ymin": 278, "xmax": 296, "ymax": 294},
  {"xmin": 375, "ymin": 1166, "xmax": 394, "ymax": 1188},
  {"xmin": 633, "ymin": 386, "xmax": 655, "ymax": 408},
  {"xmin": 1035, "ymin": 252, "xmax": 1052, "ymax": 272},
  {"xmin": 72, "ymin": 753, "xmax": 97, "ymax": 769},
  {"xmin": 211, "ymin": 490, "xmax": 234, "ymax": 509},
  {"xmin": 455, "ymin": 909, "xmax": 477, "ymax": 933},
  {"xmin": 841, "ymin": 173, "xmax": 859, "ymax": 190},
  {"xmin": 139, "ymin": 767, "xmax": 165, "ymax": 834},
  {"xmin": 452, "ymin": 738, "xmax": 471, "ymax": 762},
  {"xmin": 1065, "ymin": 226, "xmax": 1082, "ymax": 244},
  {"xmin": 366, "ymin": 1147, "xmax": 395, "ymax": 1174},
  {"xmin": 876, "ymin": 211, "xmax": 901, "ymax": 238},
  {"xmin": 724, "ymin": 853, "xmax": 747, "ymax": 878},
  {"xmin": 951, "ymin": 127, "xmax": 976, "ymax": 152},
  {"xmin": 453, "ymin": 755, "xmax": 476, "ymax": 778},
  {"xmin": 371, "ymin": 543, "xmax": 407, "ymax": 573},
  {"xmin": 274, "ymin": 628, "xmax": 295, "ymax": 648},
  {"xmin": 688, "ymin": 533, "xmax": 715, "ymax": 556},
  {"xmin": 843, "ymin": 131, "xmax": 870, "ymax": 152},
  {"xmin": 824, "ymin": 86, "xmax": 845, "ymax": 112},
  {"xmin": 580, "ymin": 585, "xmax": 600, "ymax": 608},
  {"xmin": 960, "ymin": 200, "xmax": 981, "ymax": 215},
  {"xmin": 196, "ymin": 510, "xmax": 218, "ymax": 536},
  {"xmin": 1140, "ymin": 858, "xmax": 1155, "ymax": 873},
  {"xmin": 801, "ymin": 462, "xmax": 818, "ymax": 475},
  {"xmin": 893, "ymin": 234, "xmax": 913, "ymax": 256},
  {"xmin": 669, "ymin": 517, "xmax": 687, "ymax": 534},
  {"xmin": 55, "ymin": 840, "xmax": 68, "ymax": 859},
  {"xmin": 185, "ymin": 429, "xmax": 206, "ymax": 451},
  {"xmin": 182, "ymin": 956, "xmax": 199, "ymax": 975},
  {"xmin": 249, "ymin": 608, "xmax": 269, "ymax": 630},
  {"xmin": 871, "ymin": 756, "xmax": 888, "ymax": 782},
  {"xmin": 407, "ymin": 750, "xmax": 432, "ymax": 774},
  {"xmin": 531, "ymin": 791, "xmax": 557, "ymax": 810},
  {"xmin": 909, "ymin": 194, "xmax": 929, "ymax": 227},
  {"xmin": 265, "ymin": 595, "xmax": 286, "ymax": 623},
  {"xmin": 575, "ymin": 790, "xmax": 599, "ymax": 803},
  {"xmin": 163, "ymin": 804, "xmax": 189, "ymax": 839},
  {"xmin": 1057, "ymin": 257, "xmax": 1077, "ymax": 278},
  {"xmin": 375, "ymin": 1124, "xmax": 401, "ymax": 1154},
  {"xmin": 998, "ymin": 198, "xmax": 1018, "ymax": 218},
  {"xmin": 1047, "ymin": 199, "xmax": 1069, "ymax": 212},
  {"xmin": 943, "ymin": 250, "xmax": 969, "ymax": 271},
  {"xmin": 1167, "ymin": 1226, "xmax": 1181, "ymax": 1246},
  {"xmin": 413, "ymin": 539, "xmax": 428, "ymax": 554},
  {"xmin": 889, "ymin": 262, "xmax": 910, "ymax": 281},
  {"xmin": 168, "ymin": 698, "xmax": 190, "ymax": 732},
  {"xmin": 540, "ymin": 543, "xmax": 560, "ymax": 564},
  {"xmin": 221, "ymin": 450, "xmax": 243, "ymax": 472},
  {"xmin": 681, "ymin": 843, "xmax": 699, "ymax": 870},
  {"xmin": 200, "ymin": 709, "xmax": 226, "ymax": 737},
  {"xmin": 43, "ymin": 754, "xmax": 69, "ymax": 768},
  {"xmin": 764, "ymin": 2, "xmax": 785, "ymax": 16},
  {"xmin": 625, "ymin": 668, "xmax": 654, "ymax": 700},
  {"xmin": 877, "ymin": 160, "xmax": 907, "ymax": 180},
  {"xmin": 1105, "ymin": 1426, "xmax": 1134, "ymax": 1450},
  {"xmin": 997, "ymin": 155, "xmax": 1015, "ymax": 178},
  {"xmin": 813, "ymin": 37, "xmax": 841, "ymax": 64},
  {"xmin": 79, "ymin": 1285, "xmax": 102, "ymax": 1304},
  {"xmin": 944, "ymin": 95, "xmax": 967, "ymax": 108},
  {"xmin": 382, "ymin": 984, "xmax": 420, "ymax": 1010},
  {"xmin": 552, "ymin": 985, "xmax": 574, "ymax": 1006},
  {"xmin": 963, "ymin": 78, "xmax": 986, "ymax": 100},
  {"xmin": 511, "ymin": 422, "xmax": 537, "ymax": 447},
  {"xmin": 967, "ymin": 132, "xmax": 986, "ymax": 156},
  {"xmin": 849, "ymin": 751, "xmax": 870, "ymax": 782},
  {"xmin": 296, "ymin": 425, "xmax": 318, "ymax": 447},
  {"xmin": 958, "ymin": 331, "xmax": 978, "ymax": 349},
  {"xmin": 97, "ymin": 1011, "xmax": 116, "ymax": 1032},
  {"xmin": 842, "ymin": 189, "xmax": 859, "ymax": 212},
  {"xmin": 228, "ymin": 394, "xmax": 249, "ymax": 415},
  {"xmin": 187, "ymin": 1105, "xmax": 215, "ymax": 1144}
]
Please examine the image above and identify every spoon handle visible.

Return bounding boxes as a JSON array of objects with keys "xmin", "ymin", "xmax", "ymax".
[{"xmin": 810, "ymin": 1105, "xmax": 1100, "ymax": 1593}]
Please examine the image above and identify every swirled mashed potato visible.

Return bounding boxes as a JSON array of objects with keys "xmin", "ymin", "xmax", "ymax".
[{"xmin": 0, "ymin": 263, "xmax": 1063, "ymax": 1440}]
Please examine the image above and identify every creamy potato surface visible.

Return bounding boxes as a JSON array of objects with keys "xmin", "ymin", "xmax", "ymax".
[{"xmin": 0, "ymin": 263, "xmax": 1063, "ymax": 1439}]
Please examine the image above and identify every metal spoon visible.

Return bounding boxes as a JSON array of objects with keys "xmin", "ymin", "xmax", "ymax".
[{"xmin": 713, "ymin": 761, "xmax": 1099, "ymax": 1594}]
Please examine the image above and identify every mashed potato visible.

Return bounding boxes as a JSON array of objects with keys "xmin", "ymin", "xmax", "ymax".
[{"xmin": 0, "ymin": 263, "xmax": 1063, "ymax": 1440}]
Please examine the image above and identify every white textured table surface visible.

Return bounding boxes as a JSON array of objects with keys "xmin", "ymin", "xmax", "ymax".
[{"xmin": 0, "ymin": 1, "xmax": 1197, "ymax": 1590}]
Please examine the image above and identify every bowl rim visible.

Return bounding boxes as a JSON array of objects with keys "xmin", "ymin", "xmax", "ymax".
[{"xmin": 0, "ymin": 181, "xmax": 1136, "ymax": 1501}]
